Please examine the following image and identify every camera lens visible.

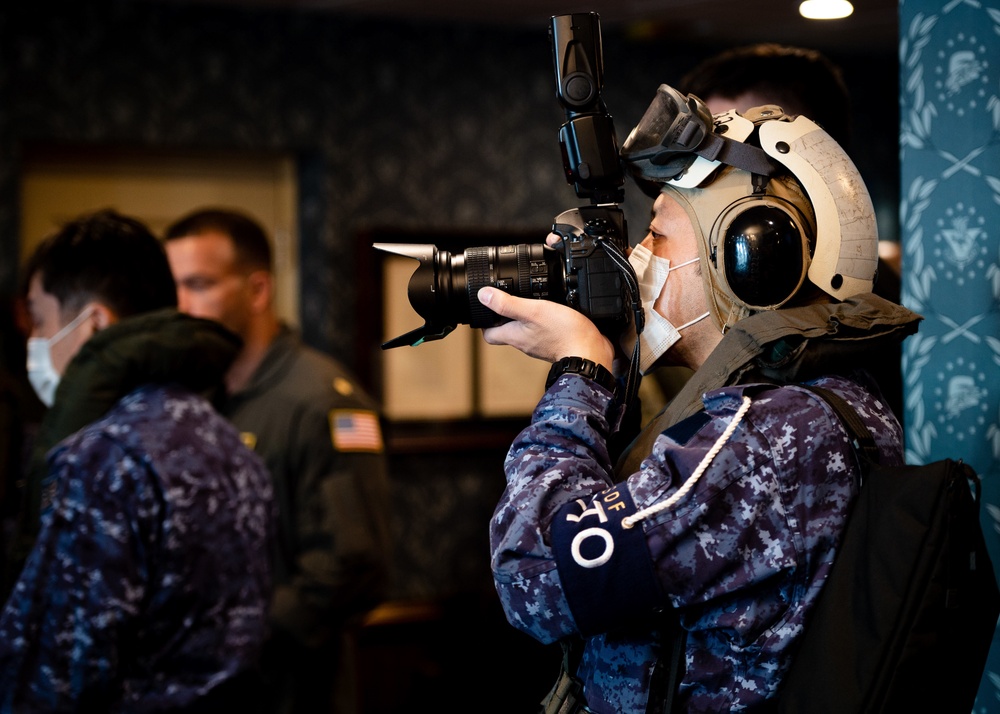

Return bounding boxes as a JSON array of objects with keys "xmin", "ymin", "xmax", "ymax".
[
  {"xmin": 446, "ymin": 243, "xmax": 565, "ymax": 328},
  {"xmin": 375, "ymin": 215, "xmax": 629, "ymax": 349}
]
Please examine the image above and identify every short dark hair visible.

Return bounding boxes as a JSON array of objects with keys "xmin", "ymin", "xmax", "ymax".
[
  {"xmin": 22, "ymin": 209, "xmax": 177, "ymax": 318},
  {"xmin": 163, "ymin": 208, "xmax": 272, "ymax": 273},
  {"xmin": 679, "ymin": 43, "xmax": 852, "ymax": 148}
]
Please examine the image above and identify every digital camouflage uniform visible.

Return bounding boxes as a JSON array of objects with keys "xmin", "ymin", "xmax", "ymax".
[
  {"xmin": 223, "ymin": 325, "xmax": 390, "ymax": 714},
  {"xmin": 491, "ymin": 295, "xmax": 920, "ymax": 713},
  {"xmin": 0, "ymin": 311, "xmax": 275, "ymax": 712}
]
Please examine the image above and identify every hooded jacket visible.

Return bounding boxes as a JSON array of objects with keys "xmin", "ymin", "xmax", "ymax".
[
  {"xmin": 0, "ymin": 309, "xmax": 274, "ymax": 712},
  {"xmin": 4, "ymin": 309, "xmax": 239, "ymax": 582}
]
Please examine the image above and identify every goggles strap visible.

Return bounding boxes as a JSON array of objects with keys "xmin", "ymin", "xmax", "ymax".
[{"xmin": 695, "ymin": 133, "xmax": 784, "ymax": 177}]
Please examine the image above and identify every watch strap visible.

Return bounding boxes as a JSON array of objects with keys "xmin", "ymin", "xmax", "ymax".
[{"xmin": 546, "ymin": 356, "xmax": 617, "ymax": 393}]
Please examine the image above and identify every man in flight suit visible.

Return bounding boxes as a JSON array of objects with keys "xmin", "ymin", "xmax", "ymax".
[{"xmin": 165, "ymin": 209, "xmax": 391, "ymax": 714}]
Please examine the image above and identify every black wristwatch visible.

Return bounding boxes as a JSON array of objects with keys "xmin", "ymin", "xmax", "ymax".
[{"xmin": 545, "ymin": 356, "xmax": 617, "ymax": 393}]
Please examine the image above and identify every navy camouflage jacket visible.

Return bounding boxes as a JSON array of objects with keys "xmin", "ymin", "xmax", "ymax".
[
  {"xmin": 491, "ymin": 373, "xmax": 903, "ymax": 713},
  {"xmin": 0, "ymin": 312, "xmax": 275, "ymax": 712}
]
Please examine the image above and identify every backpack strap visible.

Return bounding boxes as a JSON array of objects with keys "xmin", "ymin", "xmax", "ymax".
[
  {"xmin": 657, "ymin": 615, "xmax": 686, "ymax": 714},
  {"xmin": 798, "ymin": 385, "xmax": 881, "ymax": 468}
]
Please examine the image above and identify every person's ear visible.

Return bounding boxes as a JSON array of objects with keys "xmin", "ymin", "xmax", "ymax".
[
  {"xmin": 88, "ymin": 302, "xmax": 118, "ymax": 331},
  {"xmin": 245, "ymin": 270, "xmax": 273, "ymax": 313}
]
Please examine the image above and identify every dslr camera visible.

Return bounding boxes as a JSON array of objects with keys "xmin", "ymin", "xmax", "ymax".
[{"xmin": 377, "ymin": 12, "xmax": 631, "ymax": 349}]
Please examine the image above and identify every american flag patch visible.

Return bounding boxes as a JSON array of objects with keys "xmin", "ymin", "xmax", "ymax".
[{"xmin": 330, "ymin": 409, "xmax": 384, "ymax": 453}]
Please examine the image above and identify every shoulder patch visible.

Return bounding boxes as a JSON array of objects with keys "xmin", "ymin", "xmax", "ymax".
[
  {"xmin": 330, "ymin": 409, "xmax": 384, "ymax": 453},
  {"xmin": 333, "ymin": 377, "xmax": 356, "ymax": 397}
]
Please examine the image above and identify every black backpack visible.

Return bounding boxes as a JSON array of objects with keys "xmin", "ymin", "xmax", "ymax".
[{"xmin": 775, "ymin": 385, "xmax": 1000, "ymax": 713}]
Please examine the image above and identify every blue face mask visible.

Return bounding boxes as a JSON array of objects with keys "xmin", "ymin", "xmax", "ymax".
[{"xmin": 26, "ymin": 306, "xmax": 94, "ymax": 407}]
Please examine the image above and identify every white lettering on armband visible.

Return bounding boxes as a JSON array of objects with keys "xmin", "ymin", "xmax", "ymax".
[
  {"xmin": 563, "ymin": 487, "xmax": 630, "ymax": 569},
  {"xmin": 552, "ymin": 484, "xmax": 661, "ymax": 634},
  {"xmin": 564, "ymin": 498, "xmax": 607, "ymax": 524},
  {"xmin": 571, "ymin": 527, "xmax": 614, "ymax": 568}
]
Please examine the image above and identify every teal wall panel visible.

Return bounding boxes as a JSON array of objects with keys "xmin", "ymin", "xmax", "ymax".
[{"xmin": 900, "ymin": 2, "xmax": 1000, "ymax": 709}]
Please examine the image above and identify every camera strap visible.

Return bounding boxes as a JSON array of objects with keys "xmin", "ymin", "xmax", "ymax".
[{"xmin": 595, "ymin": 236, "xmax": 644, "ymax": 419}]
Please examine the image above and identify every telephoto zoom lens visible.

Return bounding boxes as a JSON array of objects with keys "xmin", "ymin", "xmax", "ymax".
[
  {"xmin": 446, "ymin": 243, "xmax": 566, "ymax": 328},
  {"xmin": 373, "ymin": 241, "xmax": 573, "ymax": 348}
]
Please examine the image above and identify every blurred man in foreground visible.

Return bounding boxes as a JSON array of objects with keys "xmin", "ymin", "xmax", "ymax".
[{"xmin": 0, "ymin": 209, "xmax": 274, "ymax": 711}]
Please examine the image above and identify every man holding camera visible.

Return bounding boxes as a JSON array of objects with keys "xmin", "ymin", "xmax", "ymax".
[{"xmin": 482, "ymin": 89, "xmax": 920, "ymax": 712}]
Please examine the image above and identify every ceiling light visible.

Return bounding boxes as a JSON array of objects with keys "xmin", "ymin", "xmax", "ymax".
[{"xmin": 799, "ymin": 0, "xmax": 854, "ymax": 20}]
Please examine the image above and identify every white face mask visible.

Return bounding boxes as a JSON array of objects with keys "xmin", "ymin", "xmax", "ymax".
[
  {"xmin": 26, "ymin": 306, "xmax": 94, "ymax": 407},
  {"xmin": 622, "ymin": 244, "xmax": 709, "ymax": 373}
]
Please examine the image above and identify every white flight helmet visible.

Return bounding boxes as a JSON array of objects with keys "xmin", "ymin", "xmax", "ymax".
[{"xmin": 620, "ymin": 84, "xmax": 878, "ymax": 332}]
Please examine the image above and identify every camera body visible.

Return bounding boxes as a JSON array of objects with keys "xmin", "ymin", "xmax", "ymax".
[
  {"xmin": 377, "ymin": 12, "xmax": 631, "ymax": 349},
  {"xmin": 551, "ymin": 206, "xmax": 629, "ymax": 334}
]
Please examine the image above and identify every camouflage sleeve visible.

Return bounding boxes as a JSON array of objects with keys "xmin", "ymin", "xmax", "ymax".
[
  {"xmin": 490, "ymin": 374, "xmax": 619, "ymax": 644},
  {"xmin": 491, "ymin": 381, "xmax": 858, "ymax": 647},
  {"xmin": 0, "ymin": 437, "xmax": 151, "ymax": 709},
  {"xmin": 269, "ymin": 405, "xmax": 390, "ymax": 646}
]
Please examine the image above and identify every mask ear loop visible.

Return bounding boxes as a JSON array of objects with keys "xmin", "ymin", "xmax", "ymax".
[{"xmin": 48, "ymin": 304, "xmax": 97, "ymax": 347}]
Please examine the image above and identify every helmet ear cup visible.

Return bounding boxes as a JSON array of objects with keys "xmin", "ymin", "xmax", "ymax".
[{"xmin": 713, "ymin": 199, "xmax": 810, "ymax": 310}]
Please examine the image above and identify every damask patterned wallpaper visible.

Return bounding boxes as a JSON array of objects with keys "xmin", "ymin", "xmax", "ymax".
[
  {"xmin": 899, "ymin": 1, "xmax": 1000, "ymax": 708},
  {"xmin": 0, "ymin": 1, "xmax": 574, "ymax": 363}
]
